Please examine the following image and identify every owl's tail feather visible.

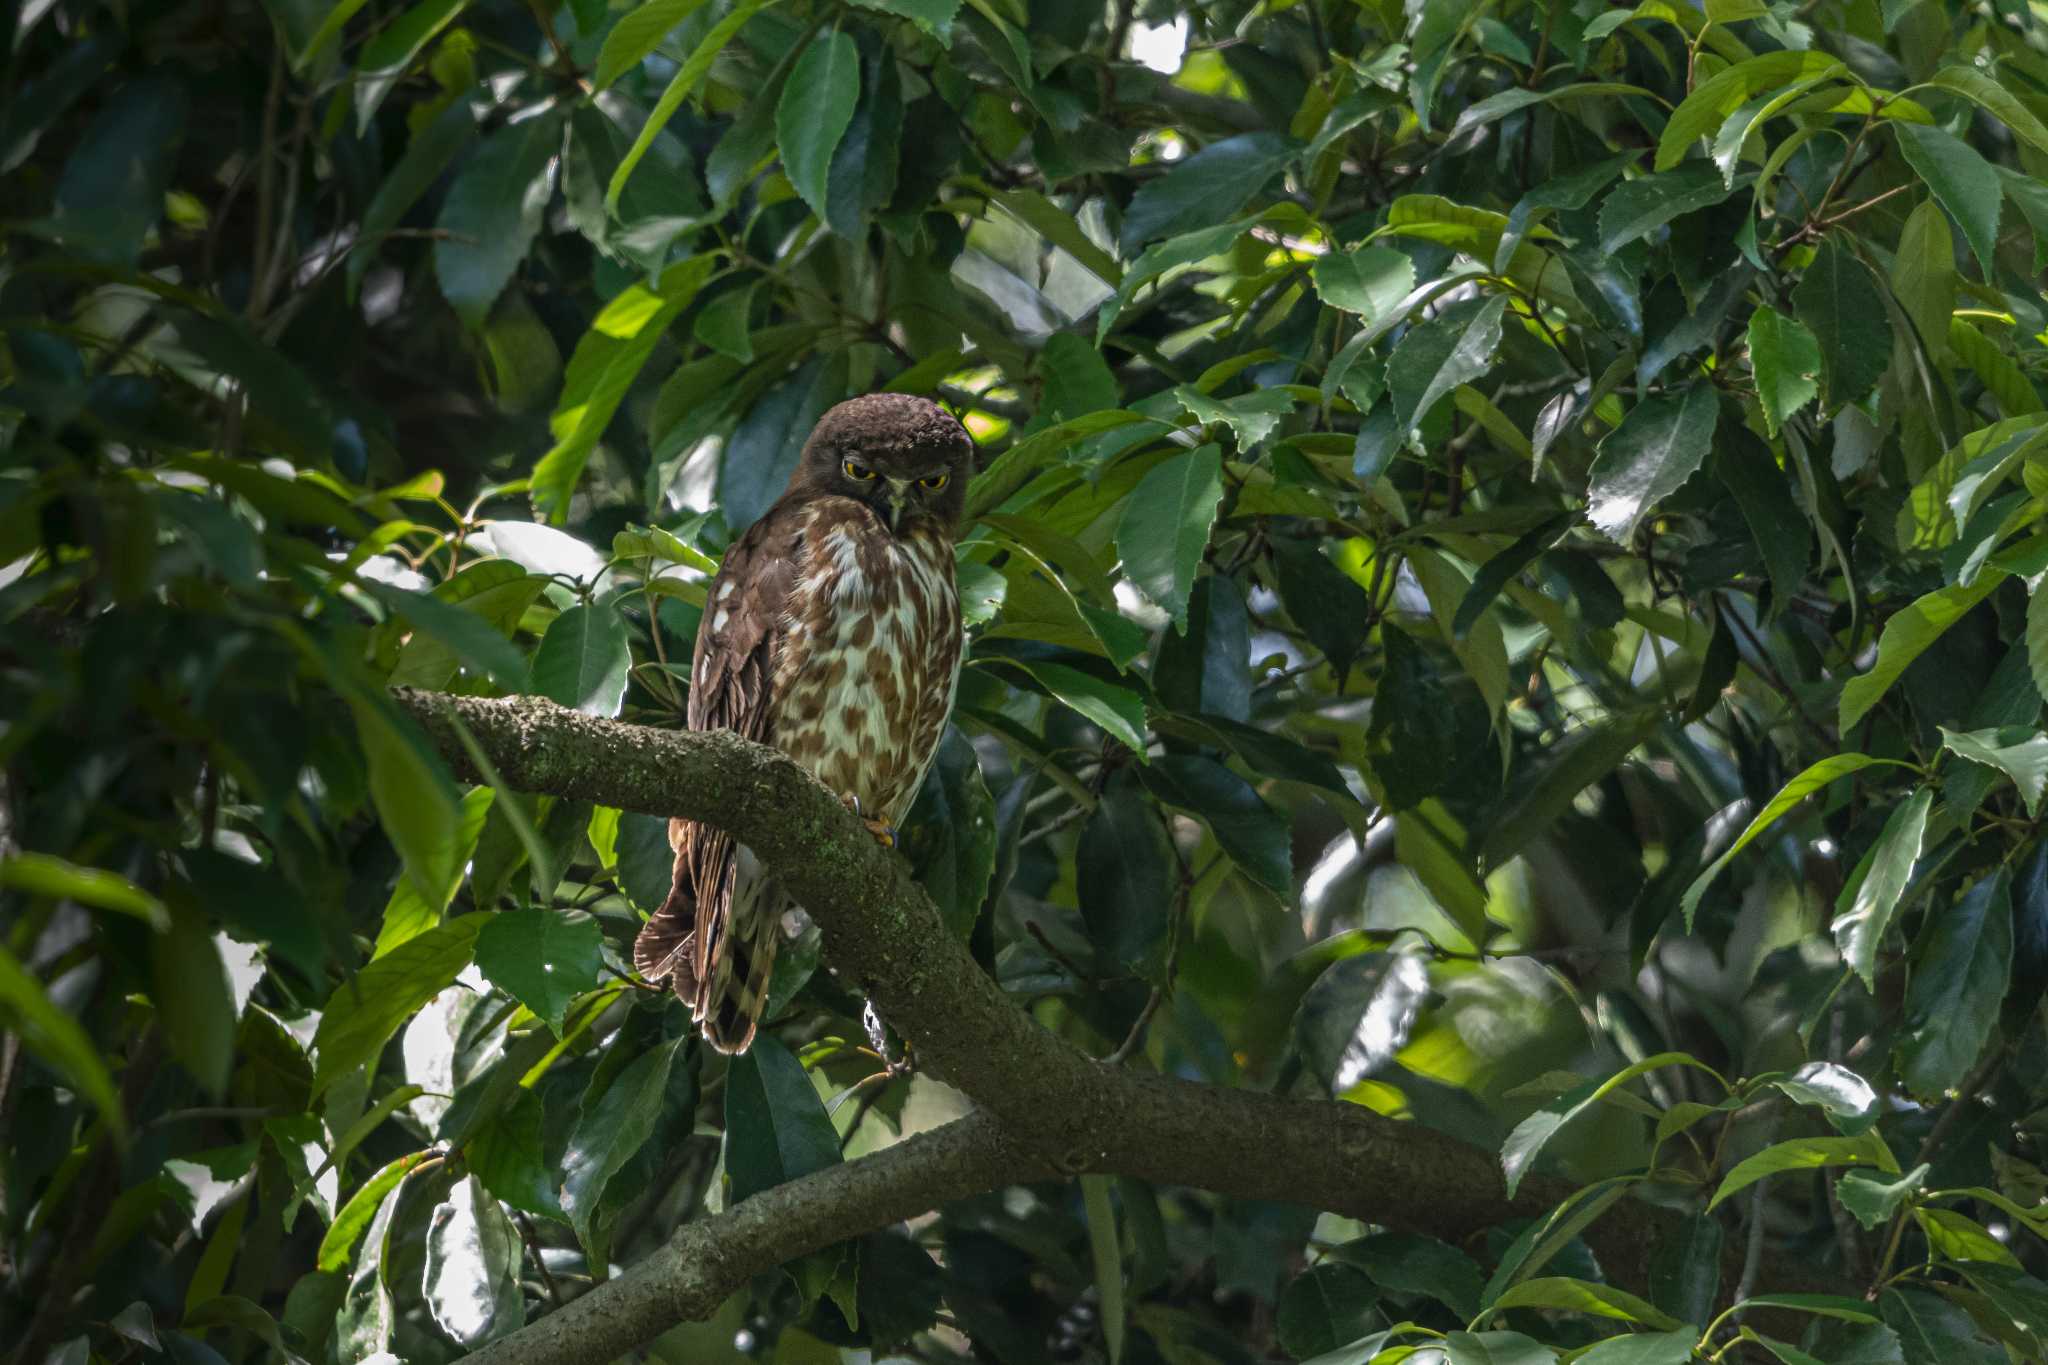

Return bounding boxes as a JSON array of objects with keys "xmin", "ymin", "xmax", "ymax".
[
  {"xmin": 698, "ymin": 902, "xmax": 780, "ymax": 1054},
  {"xmin": 633, "ymin": 818, "xmax": 704, "ymax": 1000}
]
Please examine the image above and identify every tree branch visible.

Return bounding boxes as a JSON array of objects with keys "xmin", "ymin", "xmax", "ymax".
[{"xmin": 392, "ymin": 691, "xmax": 1811, "ymax": 1360}]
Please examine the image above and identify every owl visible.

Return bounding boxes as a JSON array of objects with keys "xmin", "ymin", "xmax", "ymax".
[{"xmin": 634, "ymin": 393, "xmax": 973, "ymax": 1053}]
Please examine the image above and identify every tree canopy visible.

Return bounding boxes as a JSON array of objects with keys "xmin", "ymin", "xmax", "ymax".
[{"xmin": 3, "ymin": 0, "xmax": 2048, "ymax": 1362}]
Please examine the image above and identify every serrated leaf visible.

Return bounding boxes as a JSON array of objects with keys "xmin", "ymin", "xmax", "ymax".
[
  {"xmin": 1893, "ymin": 123, "xmax": 2002, "ymax": 279},
  {"xmin": 1792, "ymin": 234, "xmax": 1893, "ymax": 411},
  {"xmin": 1387, "ymin": 294, "xmax": 1507, "ymax": 430},
  {"xmin": 1831, "ymin": 786, "xmax": 1933, "ymax": 988},
  {"xmin": 1941, "ymin": 726, "xmax": 2048, "ymax": 816},
  {"xmin": 775, "ymin": 31, "xmax": 859, "ymax": 222},
  {"xmin": 1748, "ymin": 306, "xmax": 1821, "ymax": 438},
  {"xmin": 1600, "ymin": 163, "xmax": 1739, "ymax": 253},
  {"xmin": 1116, "ymin": 444, "xmax": 1223, "ymax": 630},
  {"xmin": 1897, "ymin": 870, "xmax": 2013, "ymax": 1095},
  {"xmin": 1586, "ymin": 383, "xmax": 1720, "ymax": 543},
  {"xmin": 1837, "ymin": 1165, "xmax": 1930, "ymax": 1230},
  {"xmin": 1840, "ymin": 575, "xmax": 2005, "ymax": 730},
  {"xmin": 1117, "ymin": 133, "xmax": 1297, "ymax": 256}
]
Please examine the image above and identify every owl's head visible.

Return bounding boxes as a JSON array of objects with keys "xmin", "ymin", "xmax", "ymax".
[{"xmin": 793, "ymin": 393, "xmax": 974, "ymax": 535}]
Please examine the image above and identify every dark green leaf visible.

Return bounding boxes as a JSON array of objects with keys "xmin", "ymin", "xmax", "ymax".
[
  {"xmin": 435, "ymin": 112, "xmax": 562, "ymax": 330},
  {"xmin": 1897, "ymin": 870, "xmax": 2012, "ymax": 1095},
  {"xmin": 1599, "ymin": 163, "xmax": 1738, "ymax": 254},
  {"xmin": 1136, "ymin": 753, "xmax": 1291, "ymax": 894},
  {"xmin": 473, "ymin": 908, "xmax": 604, "ymax": 1036},
  {"xmin": 1278, "ymin": 1264, "xmax": 1380, "ymax": 1360},
  {"xmin": 1792, "ymin": 234, "xmax": 1894, "ymax": 412},
  {"xmin": 422, "ymin": 1174, "xmax": 524, "ymax": 1346},
  {"xmin": 560, "ymin": 1035, "xmax": 684, "ymax": 1241},
  {"xmin": 1078, "ymin": 777, "xmax": 1173, "ymax": 976},
  {"xmin": 1831, "ymin": 786, "xmax": 1934, "ymax": 988},
  {"xmin": 311, "ymin": 915, "xmax": 485, "ymax": 1097},
  {"xmin": 1387, "ymin": 295, "xmax": 1508, "ymax": 431},
  {"xmin": 776, "ymin": 31, "xmax": 860, "ymax": 223},
  {"xmin": 1587, "ymin": 383, "xmax": 1719, "ymax": 543},
  {"xmin": 1893, "ymin": 124, "xmax": 2002, "ymax": 280},
  {"xmin": 1295, "ymin": 951, "xmax": 1430, "ymax": 1093},
  {"xmin": 45, "ymin": 75, "xmax": 186, "ymax": 267},
  {"xmin": 1116, "ymin": 444, "xmax": 1224, "ymax": 630},
  {"xmin": 724, "ymin": 1034, "xmax": 841, "ymax": 1203},
  {"xmin": 1117, "ymin": 133, "xmax": 1298, "ymax": 255},
  {"xmin": 530, "ymin": 603, "xmax": 632, "ymax": 718}
]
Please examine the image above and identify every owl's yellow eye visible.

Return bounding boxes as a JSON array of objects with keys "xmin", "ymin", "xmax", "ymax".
[
  {"xmin": 918, "ymin": 473, "xmax": 949, "ymax": 491},
  {"xmin": 843, "ymin": 459, "xmax": 876, "ymax": 481}
]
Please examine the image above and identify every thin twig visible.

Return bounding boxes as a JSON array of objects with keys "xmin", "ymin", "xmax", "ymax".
[{"xmin": 516, "ymin": 1209, "xmax": 568, "ymax": 1309}]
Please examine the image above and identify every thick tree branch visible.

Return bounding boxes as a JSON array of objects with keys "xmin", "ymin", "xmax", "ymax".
[{"xmin": 393, "ymin": 691, "xmax": 1802, "ymax": 1360}]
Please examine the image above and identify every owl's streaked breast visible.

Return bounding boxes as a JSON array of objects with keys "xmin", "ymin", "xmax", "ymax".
[{"xmin": 765, "ymin": 503, "xmax": 962, "ymax": 824}]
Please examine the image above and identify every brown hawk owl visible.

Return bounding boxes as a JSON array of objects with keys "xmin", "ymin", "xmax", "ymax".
[{"xmin": 634, "ymin": 393, "xmax": 973, "ymax": 1053}]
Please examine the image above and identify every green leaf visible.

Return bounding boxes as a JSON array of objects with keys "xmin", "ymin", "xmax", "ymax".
[
  {"xmin": 348, "ymin": 100, "xmax": 477, "ymax": 294},
  {"xmin": 1897, "ymin": 870, "xmax": 2013, "ymax": 1095},
  {"xmin": 1387, "ymin": 295, "xmax": 1508, "ymax": 430},
  {"xmin": 1718, "ymin": 424, "xmax": 1811, "ymax": 618},
  {"xmin": 981, "ymin": 184, "xmax": 1123, "ymax": 288},
  {"xmin": 1748, "ymin": 306, "xmax": 1821, "ymax": 438},
  {"xmin": 1077, "ymin": 776, "xmax": 1172, "ymax": 975},
  {"xmin": 560, "ymin": 1034, "xmax": 684, "ymax": 1240},
  {"xmin": 1311, "ymin": 246, "xmax": 1416, "ymax": 323},
  {"xmin": 1600, "ymin": 163, "xmax": 1739, "ymax": 253},
  {"xmin": 473, "ymin": 908, "xmax": 604, "ymax": 1036},
  {"xmin": 354, "ymin": 0, "xmax": 469, "ymax": 133},
  {"xmin": 1949, "ymin": 319, "xmax": 2043, "ymax": 418},
  {"xmin": 1648, "ymin": 1214, "xmax": 1722, "ymax": 1328},
  {"xmin": 1708, "ymin": 1131, "xmax": 1901, "ymax": 1211},
  {"xmin": 0, "ymin": 940, "xmax": 125, "ymax": 1142},
  {"xmin": 1837, "ymin": 1165, "xmax": 1931, "ymax": 1230},
  {"xmin": 1586, "ymin": 383, "xmax": 1720, "ymax": 543},
  {"xmin": 995, "ymin": 658, "xmax": 1149, "ymax": 754},
  {"xmin": 533, "ymin": 255, "xmax": 717, "ymax": 523},
  {"xmin": 0, "ymin": 852, "xmax": 169, "ymax": 929},
  {"xmin": 351, "ymin": 696, "xmax": 463, "ymax": 902},
  {"xmin": 721, "ymin": 356, "xmax": 837, "ymax": 532},
  {"xmin": 434, "ymin": 112, "xmax": 561, "ymax": 329},
  {"xmin": 1501, "ymin": 1053, "xmax": 1723, "ymax": 1198},
  {"xmin": 1922, "ymin": 66, "xmax": 2048, "ymax": 159},
  {"xmin": 1136, "ymin": 753, "xmax": 1292, "ymax": 894},
  {"xmin": 1478, "ymin": 710, "xmax": 1661, "ymax": 873},
  {"xmin": 150, "ymin": 909, "xmax": 236, "ymax": 1096},
  {"xmin": 1487, "ymin": 1278, "xmax": 1683, "ymax": 1331},
  {"xmin": 465, "ymin": 1089, "xmax": 561, "ymax": 1218},
  {"xmin": 1442, "ymin": 1330, "xmax": 1557, "ymax": 1365},
  {"xmin": 1840, "ymin": 575, "xmax": 2005, "ymax": 730},
  {"xmin": 2033, "ymin": 582, "xmax": 2048, "ymax": 709},
  {"xmin": 593, "ymin": 0, "xmax": 714, "ymax": 90},
  {"xmin": 531, "ymin": 603, "xmax": 632, "ymax": 718},
  {"xmin": 1116, "ymin": 444, "xmax": 1223, "ymax": 630},
  {"xmin": 1295, "ymin": 951, "xmax": 1431, "ymax": 1093},
  {"xmin": 1117, "ymin": 133, "xmax": 1298, "ymax": 255},
  {"xmin": 362, "ymin": 581, "xmax": 530, "ymax": 691},
  {"xmin": 1893, "ymin": 124, "xmax": 2002, "ymax": 279},
  {"xmin": 1657, "ymin": 51, "xmax": 1847, "ymax": 170},
  {"xmin": 44, "ymin": 75, "xmax": 187, "ymax": 268},
  {"xmin": 1953, "ymin": 1263, "xmax": 2048, "ymax": 1340},
  {"xmin": 1792, "ymin": 234, "xmax": 1894, "ymax": 412},
  {"xmin": 852, "ymin": 0, "xmax": 962, "ymax": 40},
  {"xmin": 1574, "ymin": 1331, "xmax": 1697, "ymax": 1365},
  {"xmin": 1940, "ymin": 726, "xmax": 2048, "ymax": 816},
  {"xmin": 311, "ymin": 915, "xmax": 486, "ymax": 1097},
  {"xmin": 1097, "ymin": 216, "xmax": 1261, "ymax": 341},
  {"xmin": 422, "ymin": 1175, "xmax": 524, "ymax": 1347},
  {"xmin": 607, "ymin": 0, "xmax": 773, "ymax": 210},
  {"xmin": 1832, "ymin": 786, "xmax": 1934, "ymax": 988},
  {"xmin": 1082, "ymin": 1174, "xmax": 1127, "ymax": 1363},
  {"xmin": 724, "ymin": 1034, "xmax": 841, "ymax": 1203},
  {"xmin": 317, "ymin": 1149, "xmax": 435, "ymax": 1273},
  {"xmin": 1278, "ymin": 1264, "xmax": 1380, "ymax": 1360},
  {"xmin": 1331, "ymin": 1231, "xmax": 1484, "ymax": 1321},
  {"xmin": 1767, "ymin": 1061, "xmax": 1879, "ymax": 1131},
  {"xmin": 775, "ymin": 31, "xmax": 860, "ymax": 223},
  {"xmin": 1679, "ymin": 756, "xmax": 1888, "ymax": 931},
  {"xmin": 1881, "ymin": 1287, "xmax": 2005, "ymax": 1365}
]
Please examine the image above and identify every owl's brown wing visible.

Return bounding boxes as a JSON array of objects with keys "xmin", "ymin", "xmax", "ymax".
[{"xmin": 632, "ymin": 500, "xmax": 806, "ymax": 1048}]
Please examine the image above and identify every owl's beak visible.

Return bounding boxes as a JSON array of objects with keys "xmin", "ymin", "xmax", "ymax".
[{"xmin": 882, "ymin": 477, "xmax": 911, "ymax": 532}]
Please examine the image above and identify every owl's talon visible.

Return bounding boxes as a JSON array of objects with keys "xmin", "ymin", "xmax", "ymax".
[{"xmin": 839, "ymin": 793, "xmax": 896, "ymax": 848}]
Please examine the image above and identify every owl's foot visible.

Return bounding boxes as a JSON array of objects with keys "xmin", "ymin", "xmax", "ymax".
[{"xmin": 839, "ymin": 793, "xmax": 898, "ymax": 848}]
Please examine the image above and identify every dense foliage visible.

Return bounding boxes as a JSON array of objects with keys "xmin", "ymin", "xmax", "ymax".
[{"xmin": 5, "ymin": 0, "xmax": 2048, "ymax": 1360}]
